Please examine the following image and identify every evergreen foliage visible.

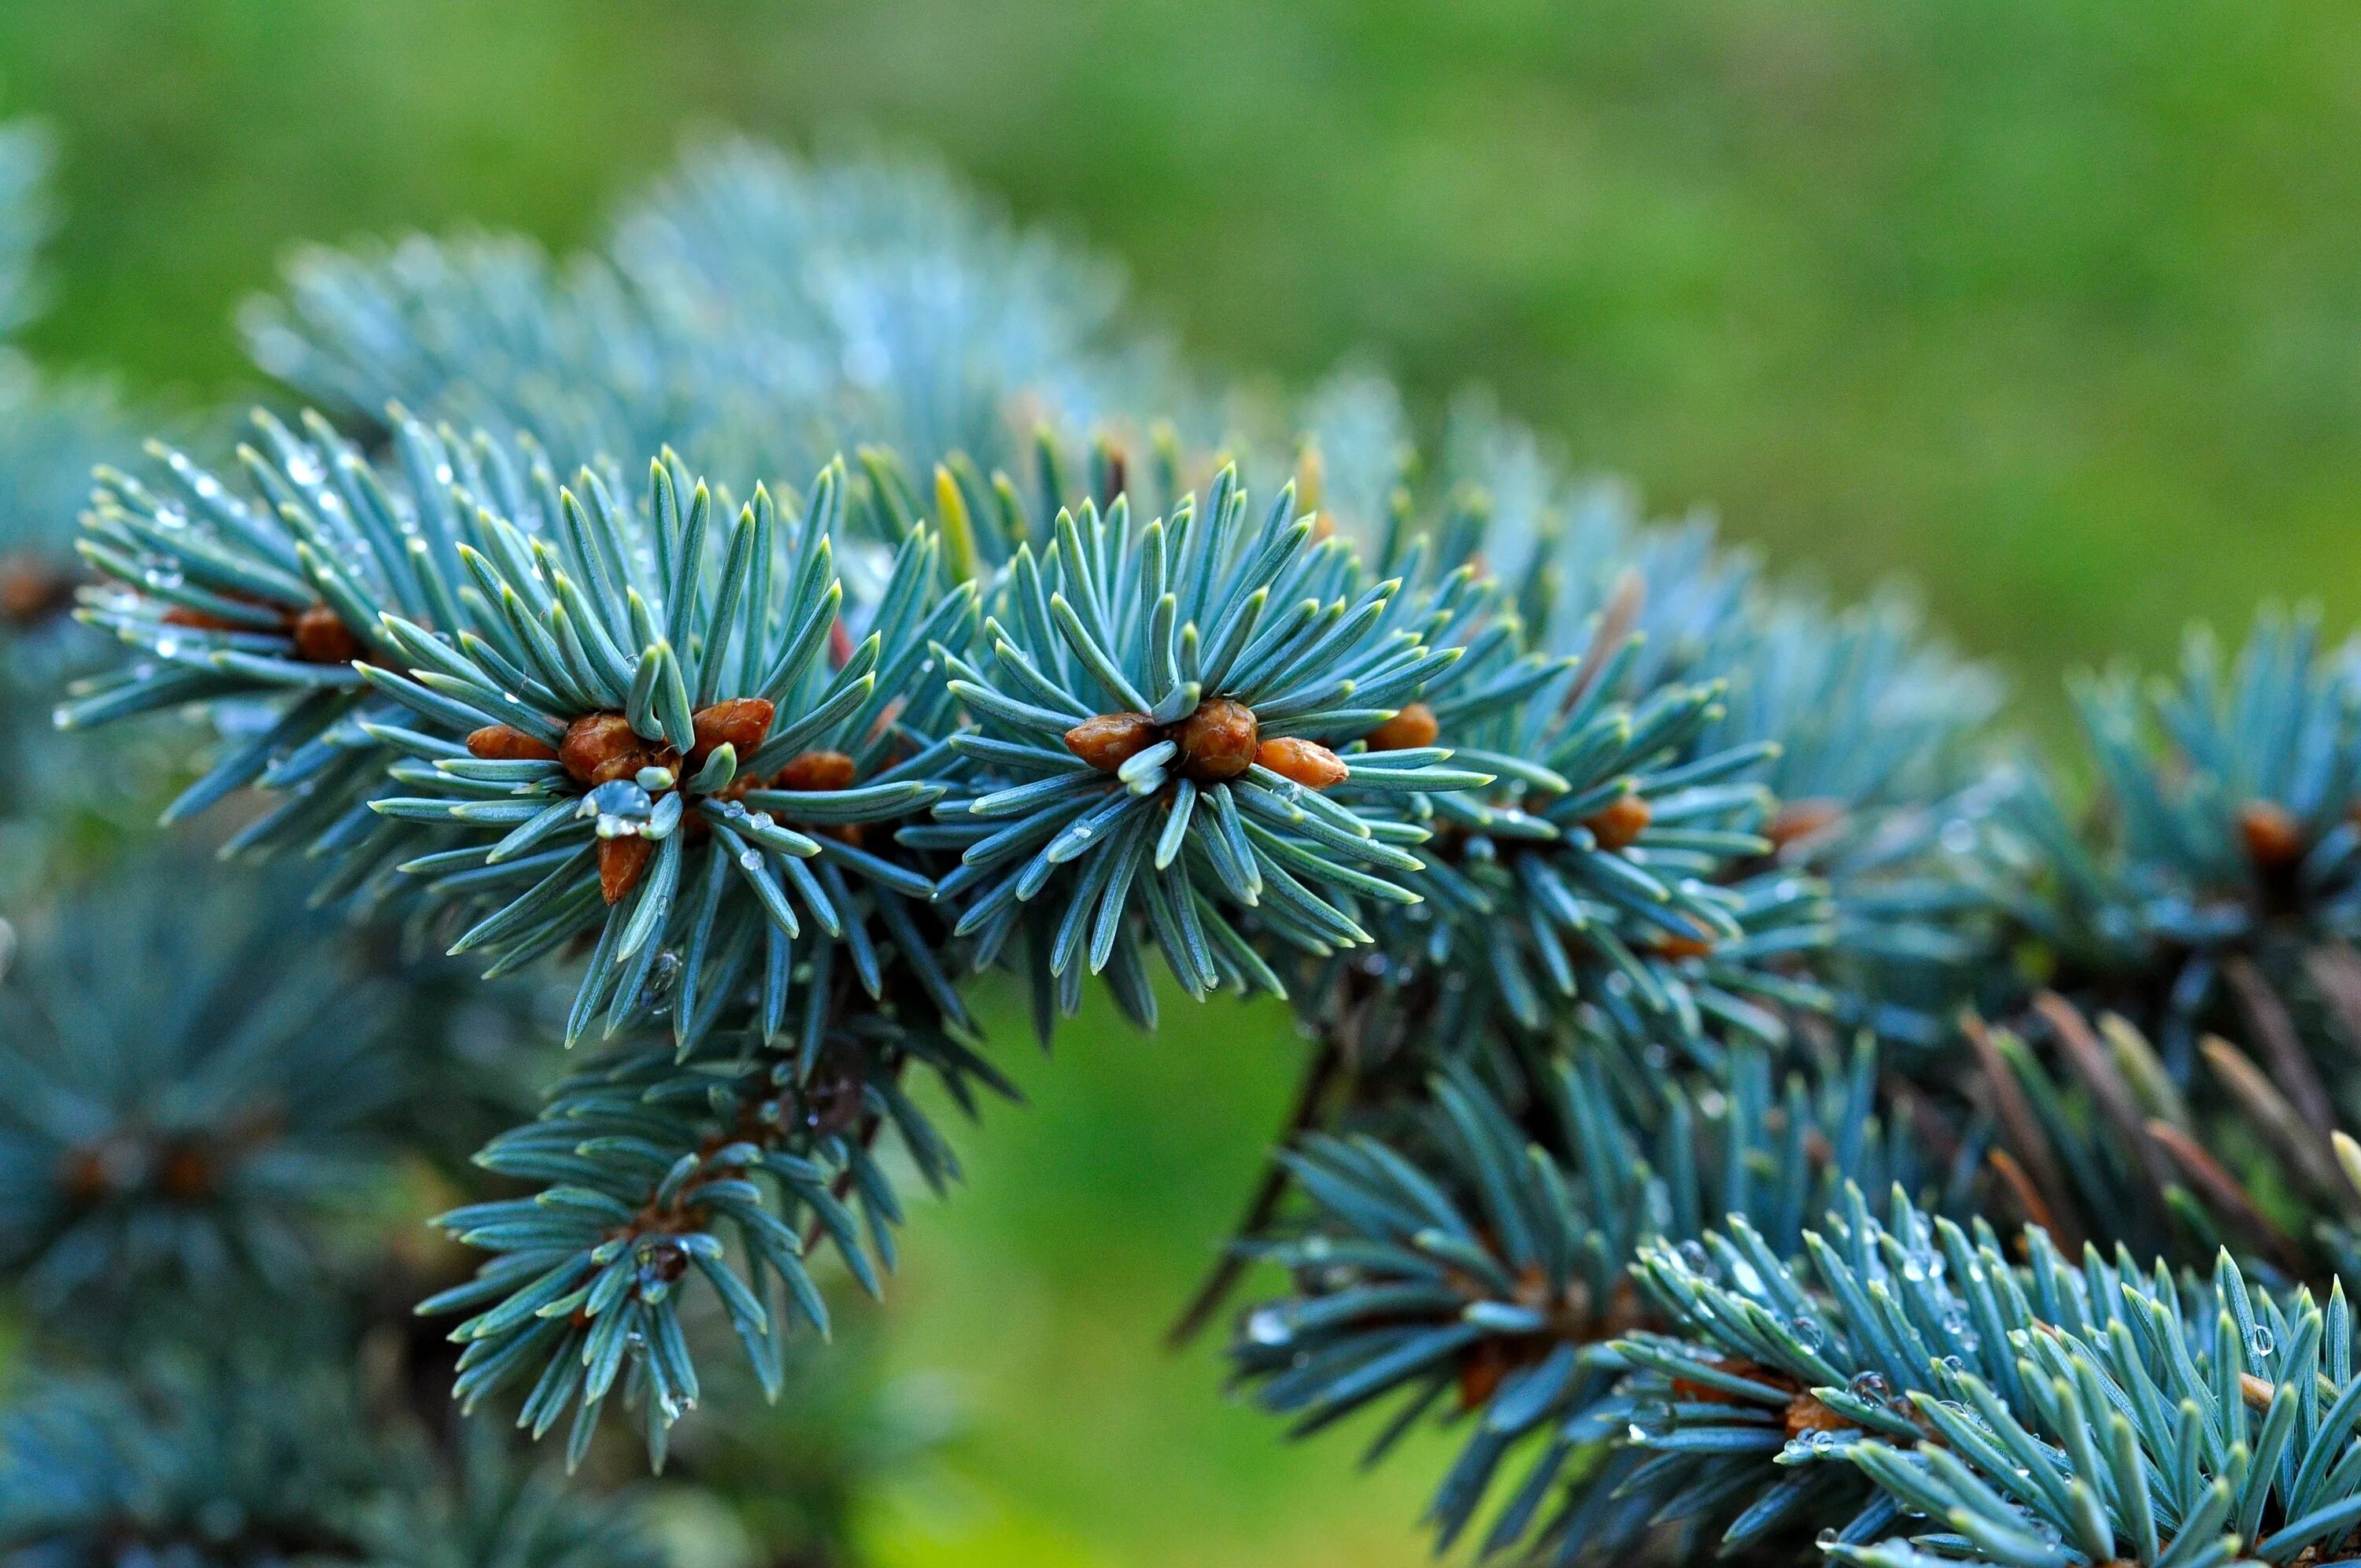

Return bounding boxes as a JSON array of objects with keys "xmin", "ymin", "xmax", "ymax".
[{"xmin": 14, "ymin": 91, "xmax": 2361, "ymax": 1568}]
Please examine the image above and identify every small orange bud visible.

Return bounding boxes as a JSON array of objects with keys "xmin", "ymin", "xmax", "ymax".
[
  {"xmin": 1653, "ymin": 932, "xmax": 1715, "ymax": 960},
  {"xmin": 1254, "ymin": 736, "xmax": 1349, "ymax": 789},
  {"xmin": 290, "ymin": 603, "xmax": 361, "ymax": 665},
  {"xmin": 466, "ymin": 725, "xmax": 559, "ymax": 762},
  {"xmin": 562, "ymin": 713, "xmax": 655, "ymax": 787},
  {"xmin": 773, "ymin": 749, "xmax": 859, "ymax": 792},
  {"xmin": 2238, "ymin": 799, "xmax": 2304, "ymax": 869},
  {"xmin": 1769, "ymin": 797, "xmax": 1844, "ymax": 849},
  {"xmin": 1671, "ymin": 1356, "xmax": 1790, "ymax": 1405},
  {"xmin": 1584, "ymin": 792, "xmax": 1653, "ymax": 851},
  {"xmin": 160, "ymin": 605, "xmax": 250, "ymax": 633},
  {"xmin": 1364, "ymin": 702, "xmax": 1439, "ymax": 752},
  {"xmin": 1174, "ymin": 699, "xmax": 1259, "ymax": 782},
  {"xmin": 599, "ymin": 836, "xmax": 654, "ymax": 904},
  {"xmin": 2241, "ymin": 1371, "xmax": 2275, "ymax": 1411},
  {"xmin": 1784, "ymin": 1392, "xmax": 1853, "ymax": 1439},
  {"xmin": 690, "ymin": 698, "xmax": 775, "ymax": 766},
  {"xmin": 1064, "ymin": 712, "xmax": 1162, "ymax": 773}
]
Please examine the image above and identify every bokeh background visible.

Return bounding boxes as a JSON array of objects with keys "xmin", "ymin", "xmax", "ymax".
[{"xmin": 6, "ymin": 2, "xmax": 2352, "ymax": 1562}]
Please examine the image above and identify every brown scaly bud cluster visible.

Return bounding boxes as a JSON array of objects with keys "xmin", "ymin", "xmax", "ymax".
[
  {"xmin": 472, "ymin": 699, "xmax": 887, "ymax": 905},
  {"xmin": 1363, "ymin": 702, "xmax": 1439, "ymax": 753},
  {"xmin": 1173, "ymin": 699, "xmax": 1262, "ymax": 781},
  {"xmin": 1666, "ymin": 1356, "xmax": 1860, "ymax": 1441},
  {"xmin": 1583, "ymin": 792, "xmax": 1653, "ymax": 851},
  {"xmin": 2238, "ymin": 799, "xmax": 2304, "ymax": 869},
  {"xmin": 1456, "ymin": 1272, "xmax": 1646, "ymax": 1410},
  {"xmin": 560, "ymin": 713, "xmax": 669, "ymax": 788},
  {"xmin": 1064, "ymin": 697, "xmax": 1352, "ymax": 791},
  {"xmin": 57, "ymin": 1133, "xmax": 224, "ymax": 1207}
]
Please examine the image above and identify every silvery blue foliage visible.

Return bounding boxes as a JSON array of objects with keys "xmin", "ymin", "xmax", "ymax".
[
  {"xmin": 243, "ymin": 140, "xmax": 1184, "ymax": 485},
  {"xmin": 0, "ymin": 861, "xmax": 405, "ymax": 1322}
]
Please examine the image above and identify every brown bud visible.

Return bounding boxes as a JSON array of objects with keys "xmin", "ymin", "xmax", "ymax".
[
  {"xmin": 1784, "ymin": 1392, "xmax": 1853, "ymax": 1439},
  {"xmin": 1254, "ymin": 736, "xmax": 1349, "ymax": 789},
  {"xmin": 0, "ymin": 552, "xmax": 73, "ymax": 625},
  {"xmin": 689, "ymin": 698, "xmax": 775, "ymax": 766},
  {"xmin": 796, "ymin": 1054, "xmax": 870, "ymax": 1139},
  {"xmin": 599, "ymin": 835, "xmax": 654, "ymax": 904},
  {"xmin": 1584, "ymin": 792, "xmax": 1653, "ymax": 851},
  {"xmin": 466, "ymin": 725, "xmax": 559, "ymax": 762},
  {"xmin": 157, "ymin": 1142, "xmax": 216, "ymax": 1202},
  {"xmin": 1064, "ymin": 711, "xmax": 1162, "ymax": 773},
  {"xmin": 1769, "ymin": 797, "xmax": 1845, "ymax": 849},
  {"xmin": 290, "ymin": 603, "xmax": 362, "ymax": 665},
  {"xmin": 160, "ymin": 605, "xmax": 252, "ymax": 633},
  {"xmin": 1174, "ymin": 699, "xmax": 1260, "ymax": 782},
  {"xmin": 1671, "ymin": 1356, "xmax": 1790, "ymax": 1406},
  {"xmin": 2239, "ymin": 799, "xmax": 2304, "ymax": 869},
  {"xmin": 1458, "ymin": 1338, "xmax": 1509, "ymax": 1411},
  {"xmin": 562, "ymin": 713, "xmax": 653, "ymax": 786},
  {"xmin": 772, "ymin": 749, "xmax": 859, "ymax": 792},
  {"xmin": 1363, "ymin": 702, "xmax": 1439, "ymax": 752},
  {"xmin": 647, "ymin": 1239, "xmax": 690, "ymax": 1283},
  {"xmin": 1653, "ymin": 932, "xmax": 1715, "ymax": 960},
  {"xmin": 56, "ymin": 1146, "xmax": 110, "ymax": 1205},
  {"xmin": 2241, "ymin": 1371, "xmax": 2275, "ymax": 1411}
]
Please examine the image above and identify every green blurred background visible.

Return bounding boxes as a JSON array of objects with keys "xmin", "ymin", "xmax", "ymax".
[{"xmin": 6, "ymin": 2, "xmax": 2352, "ymax": 1561}]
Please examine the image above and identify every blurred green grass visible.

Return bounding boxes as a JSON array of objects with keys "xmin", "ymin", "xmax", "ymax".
[
  {"xmin": 5, "ymin": 0, "xmax": 2355, "ymax": 1556},
  {"xmin": 859, "ymin": 982, "xmax": 1451, "ymax": 1566},
  {"xmin": 12, "ymin": 0, "xmax": 2361, "ymax": 692}
]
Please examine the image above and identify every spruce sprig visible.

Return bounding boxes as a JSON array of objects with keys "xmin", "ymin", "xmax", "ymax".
[{"xmin": 917, "ymin": 467, "xmax": 1482, "ymax": 1029}]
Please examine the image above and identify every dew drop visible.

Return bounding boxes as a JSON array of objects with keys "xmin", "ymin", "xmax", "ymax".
[
  {"xmin": 2248, "ymin": 1324, "xmax": 2276, "ymax": 1360},
  {"xmin": 1246, "ymin": 1308, "xmax": 1290, "ymax": 1345}
]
